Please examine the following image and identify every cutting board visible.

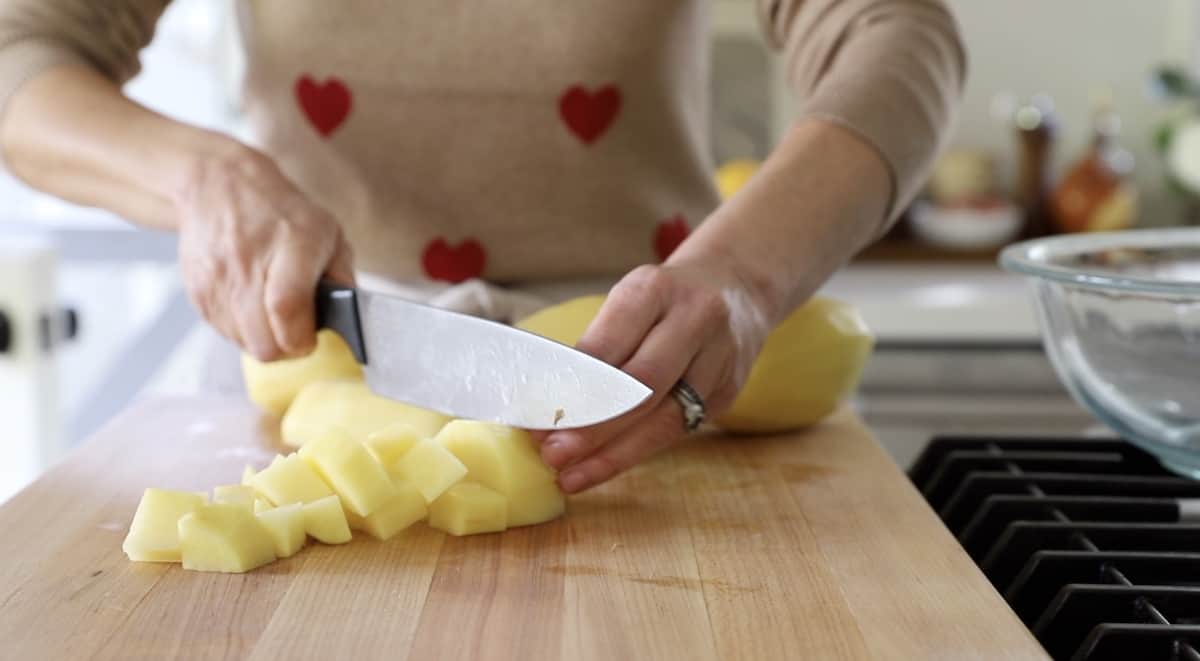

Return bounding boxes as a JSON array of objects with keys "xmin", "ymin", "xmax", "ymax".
[{"xmin": 0, "ymin": 397, "xmax": 1046, "ymax": 660}]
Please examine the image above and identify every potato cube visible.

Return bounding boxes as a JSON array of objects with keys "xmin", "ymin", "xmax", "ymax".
[
  {"xmin": 212, "ymin": 484, "xmax": 257, "ymax": 512},
  {"xmin": 364, "ymin": 423, "xmax": 421, "ymax": 467},
  {"xmin": 303, "ymin": 495, "xmax": 352, "ymax": 544},
  {"xmin": 344, "ymin": 480, "xmax": 427, "ymax": 541},
  {"xmin": 435, "ymin": 421, "xmax": 556, "ymax": 494},
  {"xmin": 178, "ymin": 503, "xmax": 277, "ymax": 573},
  {"xmin": 251, "ymin": 454, "xmax": 333, "ymax": 507},
  {"xmin": 507, "ymin": 481, "xmax": 566, "ymax": 528},
  {"xmin": 241, "ymin": 329, "xmax": 364, "ymax": 417},
  {"xmin": 254, "ymin": 498, "xmax": 272, "ymax": 514},
  {"xmin": 281, "ymin": 380, "xmax": 451, "ymax": 447},
  {"xmin": 428, "ymin": 482, "xmax": 507, "ymax": 536},
  {"xmin": 256, "ymin": 503, "xmax": 307, "ymax": 558},
  {"xmin": 389, "ymin": 438, "xmax": 468, "ymax": 504},
  {"xmin": 122, "ymin": 488, "xmax": 207, "ymax": 563},
  {"xmin": 298, "ymin": 428, "xmax": 396, "ymax": 516},
  {"xmin": 242, "ymin": 465, "xmax": 257, "ymax": 486}
]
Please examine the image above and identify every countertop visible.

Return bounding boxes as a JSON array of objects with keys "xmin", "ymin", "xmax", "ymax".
[{"xmin": 0, "ymin": 397, "xmax": 1047, "ymax": 660}]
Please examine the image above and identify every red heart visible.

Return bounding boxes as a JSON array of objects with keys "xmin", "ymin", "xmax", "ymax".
[
  {"xmin": 422, "ymin": 238, "xmax": 487, "ymax": 283},
  {"xmin": 654, "ymin": 215, "xmax": 690, "ymax": 262},
  {"xmin": 295, "ymin": 75, "xmax": 352, "ymax": 137},
  {"xmin": 558, "ymin": 84, "xmax": 621, "ymax": 145}
]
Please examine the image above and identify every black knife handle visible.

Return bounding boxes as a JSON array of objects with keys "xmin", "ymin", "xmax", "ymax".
[{"xmin": 315, "ymin": 279, "xmax": 368, "ymax": 364}]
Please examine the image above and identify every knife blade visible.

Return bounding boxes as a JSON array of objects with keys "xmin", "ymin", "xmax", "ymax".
[{"xmin": 315, "ymin": 281, "xmax": 652, "ymax": 429}]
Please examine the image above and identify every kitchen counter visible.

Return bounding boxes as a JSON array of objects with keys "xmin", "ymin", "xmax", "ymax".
[{"xmin": 0, "ymin": 397, "xmax": 1046, "ymax": 660}]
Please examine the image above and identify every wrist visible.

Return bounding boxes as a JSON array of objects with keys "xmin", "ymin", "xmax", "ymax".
[
  {"xmin": 167, "ymin": 132, "xmax": 264, "ymax": 216},
  {"xmin": 680, "ymin": 119, "xmax": 890, "ymax": 321},
  {"xmin": 163, "ymin": 129, "xmax": 255, "ymax": 205}
]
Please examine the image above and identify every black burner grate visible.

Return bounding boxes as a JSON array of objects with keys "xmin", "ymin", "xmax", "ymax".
[{"xmin": 911, "ymin": 436, "xmax": 1200, "ymax": 661}]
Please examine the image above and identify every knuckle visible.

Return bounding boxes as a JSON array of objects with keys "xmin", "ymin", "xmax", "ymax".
[
  {"xmin": 626, "ymin": 357, "xmax": 673, "ymax": 391},
  {"xmin": 695, "ymin": 289, "xmax": 729, "ymax": 323},
  {"xmin": 623, "ymin": 264, "xmax": 668, "ymax": 298},
  {"xmin": 265, "ymin": 287, "xmax": 308, "ymax": 320}
]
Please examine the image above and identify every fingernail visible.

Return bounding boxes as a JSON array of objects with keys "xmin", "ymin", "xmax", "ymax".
[{"xmin": 560, "ymin": 471, "xmax": 587, "ymax": 493}]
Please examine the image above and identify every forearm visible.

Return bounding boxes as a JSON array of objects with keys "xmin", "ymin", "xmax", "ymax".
[
  {"xmin": 671, "ymin": 119, "xmax": 889, "ymax": 324},
  {"xmin": 0, "ymin": 65, "xmax": 243, "ymax": 230}
]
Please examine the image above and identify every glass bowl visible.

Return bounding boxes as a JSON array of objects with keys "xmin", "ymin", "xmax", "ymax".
[{"xmin": 1000, "ymin": 228, "xmax": 1200, "ymax": 478}]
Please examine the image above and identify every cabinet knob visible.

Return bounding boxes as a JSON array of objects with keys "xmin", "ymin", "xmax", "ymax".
[{"xmin": 0, "ymin": 310, "xmax": 8, "ymax": 354}]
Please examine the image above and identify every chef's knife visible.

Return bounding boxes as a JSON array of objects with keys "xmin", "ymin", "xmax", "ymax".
[{"xmin": 314, "ymin": 281, "xmax": 652, "ymax": 430}]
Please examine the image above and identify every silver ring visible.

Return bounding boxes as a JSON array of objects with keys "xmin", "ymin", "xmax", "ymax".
[{"xmin": 671, "ymin": 380, "xmax": 706, "ymax": 432}]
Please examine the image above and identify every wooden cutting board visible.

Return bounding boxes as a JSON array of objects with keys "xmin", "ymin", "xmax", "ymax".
[{"xmin": 0, "ymin": 397, "xmax": 1046, "ymax": 660}]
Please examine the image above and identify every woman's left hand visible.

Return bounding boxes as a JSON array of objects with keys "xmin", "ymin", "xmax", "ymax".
[{"xmin": 538, "ymin": 257, "xmax": 773, "ymax": 493}]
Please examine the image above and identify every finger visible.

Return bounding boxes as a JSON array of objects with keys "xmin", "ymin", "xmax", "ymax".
[
  {"xmin": 557, "ymin": 395, "xmax": 686, "ymax": 493},
  {"xmin": 181, "ymin": 260, "xmax": 245, "ymax": 352},
  {"xmin": 541, "ymin": 309, "xmax": 704, "ymax": 469},
  {"xmin": 574, "ymin": 266, "xmax": 666, "ymax": 365},
  {"xmin": 549, "ymin": 336, "xmax": 726, "ymax": 474},
  {"xmin": 325, "ymin": 233, "xmax": 356, "ymax": 286},
  {"xmin": 676, "ymin": 337, "xmax": 737, "ymax": 415},
  {"xmin": 540, "ymin": 404, "xmax": 650, "ymax": 470},
  {"xmin": 264, "ymin": 245, "xmax": 322, "ymax": 356},
  {"xmin": 620, "ymin": 304, "xmax": 711, "ymax": 397},
  {"xmin": 234, "ymin": 283, "xmax": 284, "ymax": 361}
]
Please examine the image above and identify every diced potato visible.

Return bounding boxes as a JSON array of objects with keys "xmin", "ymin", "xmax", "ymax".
[
  {"xmin": 390, "ymin": 438, "xmax": 468, "ymax": 504},
  {"xmin": 271, "ymin": 454, "xmax": 286, "ymax": 467},
  {"xmin": 364, "ymin": 423, "xmax": 421, "ymax": 467},
  {"xmin": 122, "ymin": 488, "xmax": 207, "ymax": 563},
  {"xmin": 254, "ymin": 498, "xmax": 272, "ymax": 514},
  {"xmin": 507, "ymin": 481, "xmax": 566, "ymax": 528},
  {"xmin": 298, "ymin": 428, "xmax": 396, "ymax": 517},
  {"xmin": 251, "ymin": 454, "xmax": 333, "ymax": 507},
  {"xmin": 178, "ymin": 503, "xmax": 277, "ymax": 573},
  {"xmin": 434, "ymin": 422, "xmax": 565, "ymax": 528},
  {"xmin": 303, "ymin": 495, "xmax": 352, "ymax": 544},
  {"xmin": 212, "ymin": 484, "xmax": 257, "ymax": 511},
  {"xmin": 241, "ymin": 329, "xmax": 364, "ymax": 417},
  {"xmin": 435, "ymin": 421, "xmax": 556, "ymax": 493},
  {"xmin": 428, "ymin": 482, "xmax": 507, "ymax": 536},
  {"xmin": 242, "ymin": 465, "xmax": 257, "ymax": 486},
  {"xmin": 344, "ymin": 480, "xmax": 427, "ymax": 541},
  {"xmin": 256, "ymin": 503, "xmax": 307, "ymax": 558},
  {"xmin": 280, "ymin": 380, "xmax": 451, "ymax": 447}
]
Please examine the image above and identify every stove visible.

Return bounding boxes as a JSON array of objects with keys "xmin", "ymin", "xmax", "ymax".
[{"xmin": 911, "ymin": 436, "xmax": 1200, "ymax": 661}]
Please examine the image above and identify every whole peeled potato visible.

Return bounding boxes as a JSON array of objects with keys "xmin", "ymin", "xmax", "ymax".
[
  {"xmin": 241, "ymin": 330, "xmax": 364, "ymax": 417},
  {"xmin": 515, "ymin": 295, "xmax": 606, "ymax": 347},
  {"xmin": 515, "ymin": 295, "xmax": 874, "ymax": 434},
  {"xmin": 715, "ymin": 298, "xmax": 874, "ymax": 433}
]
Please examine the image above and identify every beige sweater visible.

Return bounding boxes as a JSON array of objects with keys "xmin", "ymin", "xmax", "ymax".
[{"xmin": 0, "ymin": 1, "xmax": 964, "ymax": 287}]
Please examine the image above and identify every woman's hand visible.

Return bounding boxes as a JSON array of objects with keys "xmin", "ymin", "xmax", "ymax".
[
  {"xmin": 175, "ymin": 147, "xmax": 355, "ymax": 361},
  {"xmin": 538, "ymin": 257, "xmax": 773, "ymax": 493}
]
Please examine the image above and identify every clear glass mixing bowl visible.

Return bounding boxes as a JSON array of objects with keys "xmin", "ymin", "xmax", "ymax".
[{"xmin": 1000, "ymin": 228, "xmax": 1200, "ymax": 478}]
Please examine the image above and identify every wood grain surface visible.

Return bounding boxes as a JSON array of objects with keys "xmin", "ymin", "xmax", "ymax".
[{"xmin": 0, "ymin": 397, "xmax": 1047, "ymax": 660}]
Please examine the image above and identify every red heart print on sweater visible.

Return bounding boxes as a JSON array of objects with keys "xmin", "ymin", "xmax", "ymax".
[
  {"xmin": 296, "ymin": 75, "xmax": 352, "ymax": 137},
  {"xmin": 558, "ymin": 84, "xmax": 621, "ymax": 145},
  {"xmin": 422, "ymin": 238, "xmax": 487, "ymax": 283},
  {"xmin": 654, "ymin": 215, "xmax": 690, "ymax": 262}
]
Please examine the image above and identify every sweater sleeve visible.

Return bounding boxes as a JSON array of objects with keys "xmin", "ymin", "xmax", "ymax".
[
  {"xmin": 0, "ymin": 1, "xmax": 170, "ymax": 121},
  {"xmin": 757, "ymin": 0, "xmax": 966, "ymax": 226}
]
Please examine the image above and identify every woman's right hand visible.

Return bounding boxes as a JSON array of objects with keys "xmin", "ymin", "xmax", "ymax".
[{"xmin": 174, "ymin": 146, "xmax": 355, "ymax": 362}]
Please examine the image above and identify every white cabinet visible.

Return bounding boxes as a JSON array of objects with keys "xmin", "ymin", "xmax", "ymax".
[{"xmin": 0, "ymin": 237, "xmax": 62, "ymax": 503}]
